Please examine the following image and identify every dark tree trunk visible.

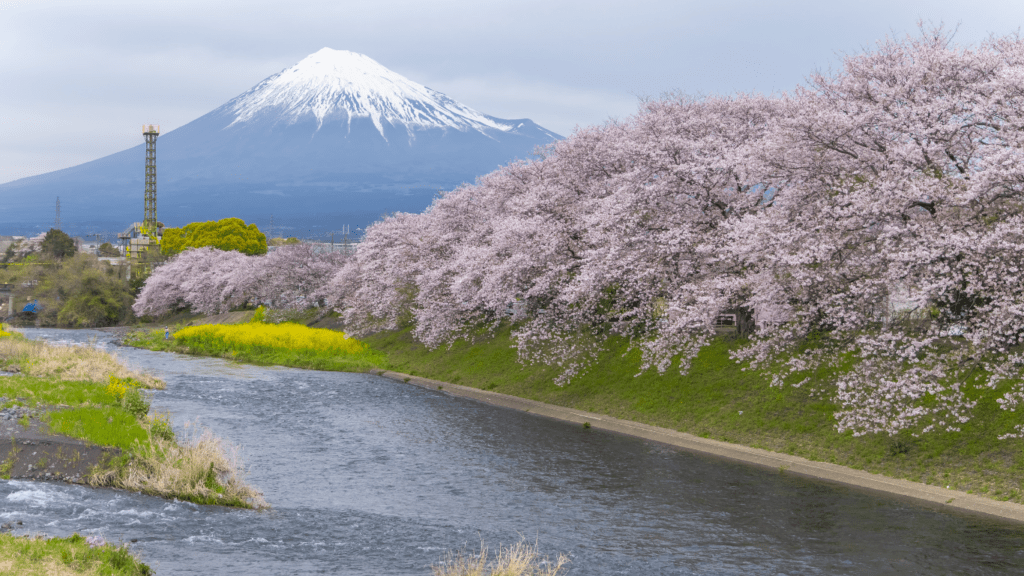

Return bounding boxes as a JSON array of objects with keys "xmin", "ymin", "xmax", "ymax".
[{"xmin": 732, "ymin": 306, "xmax": 756, "ymax": 336}]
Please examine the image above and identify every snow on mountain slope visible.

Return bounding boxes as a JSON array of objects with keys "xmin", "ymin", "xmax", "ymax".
[{"xmin": 228, "ymin": 48, "xmax": 512, "ymax": 139}]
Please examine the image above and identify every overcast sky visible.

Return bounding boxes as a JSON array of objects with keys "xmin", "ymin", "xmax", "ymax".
[{"xmin": 2, "ymin": 0, "xmax": 1024, "ymax": 185}]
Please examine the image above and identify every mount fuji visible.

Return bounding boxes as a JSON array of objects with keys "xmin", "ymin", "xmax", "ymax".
[{"xmin": 0, "ymin": 49, "xmax": 561, "ymax": 236}]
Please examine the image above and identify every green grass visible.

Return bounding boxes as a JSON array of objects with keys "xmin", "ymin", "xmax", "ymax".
[
  {"xmin": 46, "ymin": 406, "xmax": 150, "ymax": 452},
  {"xmin": 0, "ymin": 375, "xmax": 152, "ymax": 450},
  {"xmin": 0, "ymin": 532, "xmax": 151, "ymax": 575},
  {"xmin": 0, "ymin": 376, "xmax": 120, "ymax": 409},
  {"xmin": 362, "ymin": 326, "xmax": 1024, "ymax": 504}
]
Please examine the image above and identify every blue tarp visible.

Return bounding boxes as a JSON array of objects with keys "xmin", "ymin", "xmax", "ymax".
[{"xmin": 22, "ymin": 300, "xmax": 38, "ymax": 313}]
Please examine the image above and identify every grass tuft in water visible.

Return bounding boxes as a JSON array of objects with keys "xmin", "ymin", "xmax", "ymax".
[
  {"xmin": 433, "ymin": 539, "xmax": 568, "ymax": 576},
  {"xmin": 89, "ymin": 421, "xmax": 267, "ymax": 509}
]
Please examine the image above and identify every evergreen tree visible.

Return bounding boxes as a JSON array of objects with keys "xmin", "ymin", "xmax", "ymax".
[{"xmin": 41, "ymin": 228, "xmax": 76, "ymax": 259}]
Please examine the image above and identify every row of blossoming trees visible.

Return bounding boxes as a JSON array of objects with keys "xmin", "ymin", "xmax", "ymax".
[
  {"xmin": 135, "ymin": 245, "xmax": 343, "ymax": 315},
  {"xmin": 137, "ymin": 29, "xmax": 1024, "ymax": 438}
]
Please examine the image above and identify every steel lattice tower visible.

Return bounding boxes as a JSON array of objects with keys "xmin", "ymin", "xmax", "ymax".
[{"xmin": 143, "ymin": 125, "xmax": 160, "ymax": 236}]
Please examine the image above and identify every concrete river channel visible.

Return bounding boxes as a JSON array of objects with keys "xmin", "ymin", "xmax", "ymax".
[{"xmin": 2, "ymin": 328, "xmax": 1024, "ymax": 574}]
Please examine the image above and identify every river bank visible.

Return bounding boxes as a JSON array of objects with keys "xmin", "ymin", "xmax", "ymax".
[
  {"xmin": 0, "ymin": 324, "xmax": 266, "ymax": 509},
  {"xmin": 121, "ymin": 315, "xmax": 1024, "ymax": 524},
  {"xmin": 0, "ymin": 401, "xmax": 119, "ymax": 483}
]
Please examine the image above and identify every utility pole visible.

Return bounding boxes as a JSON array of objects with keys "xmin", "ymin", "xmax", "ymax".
[{"xmin": 55, "ymin": 197, "xmax": 61, "ymax": 231}]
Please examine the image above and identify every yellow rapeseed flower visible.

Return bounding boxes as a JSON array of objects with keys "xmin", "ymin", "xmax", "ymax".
[
  {"xmin": 105, "ymin": 374, "xmax": 139, "ymax": 400},
  {"xmin": 174, "ymin": 323, "xmax": 366, "ymax": 356}
]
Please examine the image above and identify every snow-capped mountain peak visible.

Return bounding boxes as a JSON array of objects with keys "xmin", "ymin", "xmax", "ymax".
[{"xmin": 228, "ymin": 48, "xmax": 511, "ymax": 139}]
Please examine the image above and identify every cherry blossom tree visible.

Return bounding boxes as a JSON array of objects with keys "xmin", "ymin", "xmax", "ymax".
[
  {"xmin": 570, "ymin": 95, "xmax": 781, "ymax": 377},
  {"xmin": 134, "ymin": 245, "xmax": 346, "ymax": 317},
  {"xmin": 133, "ymin": 247, "xmax": 254, "ymax": 316},
  {"xmin": 250, "ymin": 244, "xmax": 345, "ymax": 310},
  {"xmin": 334, "ymin": 94, "xmax": 784, "ymax": 383},
  {"xmin": 729, "ymin": 27, "xmax": 1024, "ymax": 436}
]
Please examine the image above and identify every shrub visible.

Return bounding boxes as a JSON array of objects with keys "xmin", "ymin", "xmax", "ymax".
[
  {"xmin": 121, "ymin": 388, "xmax": 150, "ymax": 420},
  {"xmin": 98, "ymin": 242, "xmax": 121, "ymax": 257}
]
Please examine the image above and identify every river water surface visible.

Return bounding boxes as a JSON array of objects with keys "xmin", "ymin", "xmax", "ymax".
[{"xmin": 2, "ymin": 328, "xmax": 1024, "ymax": 575}]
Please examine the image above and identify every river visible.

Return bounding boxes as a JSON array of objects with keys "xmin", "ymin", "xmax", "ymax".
[{"xmin": 2, "ymin": 328, "xmax": 1023, "ymax": 574}]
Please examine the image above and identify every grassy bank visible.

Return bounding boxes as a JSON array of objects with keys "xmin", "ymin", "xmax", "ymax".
[
  {"xmin": 0, "ymin": 325, "xmax": 266, "ymax": 509},
  {"xmin": 0, "ymin": 533, "xmax": 151, "ymax": 575},
  {"xmin": 125, "ymin": 317, "xmax": 1024, "ymax": 505}
]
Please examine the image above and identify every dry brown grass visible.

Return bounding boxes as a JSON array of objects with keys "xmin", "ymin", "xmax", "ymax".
[
  {"xmin": 433, "ymin": 540, "xmax": 568, "ymax": 576},
  {"xmin": 89, "ymin": 421, "xmax": 267, "ymax": 509},
  {"xmin": 0, "ymin": 336, "xmax": 163, "ymax": 389}
]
